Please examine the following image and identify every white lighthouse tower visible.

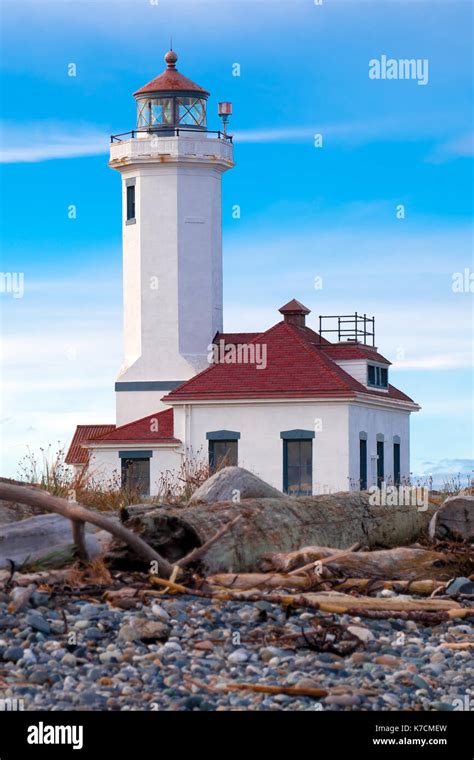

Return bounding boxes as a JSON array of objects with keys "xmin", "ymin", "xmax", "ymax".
[{"xmin": 109, "ymin": 49, "xmax": 234, "ymax": 425}]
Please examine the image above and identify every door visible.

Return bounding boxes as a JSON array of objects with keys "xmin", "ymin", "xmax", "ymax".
[
  {"xmin": 359, "ymin": 438, "xmax": 367, "ymax": 490},
  {"xmin": 283, "ymin": 439, "xmax": 313, "ymax": 496},
  {"xmin": 377, "ymin": 440, "xmax": 384, "ymax": 488},
  {"xmin": 121, "ymin": 457, "xmax": 150, "ymax": 497},
  {"xmin": 393, "ymin": 442, "xmax": 400, "ymax": 485}
]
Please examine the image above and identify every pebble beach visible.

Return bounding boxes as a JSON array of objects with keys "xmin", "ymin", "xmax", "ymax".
[{"xmin": 1, "ymin": 592, "xmax": 472, "ymax": 712}]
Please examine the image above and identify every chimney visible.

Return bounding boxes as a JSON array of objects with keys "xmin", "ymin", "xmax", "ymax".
[{"xmin": 278, "ymin": 299, "xmax": 311, "ymax": 328}]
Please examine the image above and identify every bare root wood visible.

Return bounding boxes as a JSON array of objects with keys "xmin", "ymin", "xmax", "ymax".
[
  {"xmin": 288, "ymin": 543, "xmax": 361, "ymax": 577},
  {"xmin": 219, "ymin": 681, "xmax": 328, "ymax": 699},
  {"xmin": 208, "ymin": 573, "xmax": 448, "ymax": 596},
  {"xmin": 208, "ymin": 572, "xmax": 316, "ymax": 591},
  {"xmin": 333, "ymin": 578, "xmax": 446, "ymax": 596},
  {"xmin": 260, "ymin": 545, "xmax": 470, "ymax": 581},
  {"xmin": 439, "ymin": 641, "xmax": 474, "ymax": 650},
  {"xmin": 71, "ymin": 520, "xmax": 88, "ymax": 560},
  {"xmin": 145, "ymin": 575, "xmax": 465, "ymax": 621},
  {"xmin": 183, "ymin": 676, "xmax": 327, "ymax": 699}
]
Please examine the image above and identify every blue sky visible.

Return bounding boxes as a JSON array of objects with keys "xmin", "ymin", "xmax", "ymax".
[{"xmin": 0, "ymin": 0, "xmax": 473, "ymax": 484}]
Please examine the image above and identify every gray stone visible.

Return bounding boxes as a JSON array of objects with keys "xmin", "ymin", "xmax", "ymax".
[
  {"xmin": 295, "ymin": 677, "xmax": 321, "ymax": 690},
  {"xmin": 3, "ymin": 646, "xmax": 24, "ymax": 662},
  {"xmin": 412, "ymin": 674, "xmax": 432, "ymax": 691},
  {"xmin": 325, "ymin": 695, "xmax": 360, "ymax": 706},
  {"xmin": 99, "ymin": 651, "xmax": 120, "ymax": 664},
  {"xmin": 60, "ymin": 653, "xmax": 77, "ymax": 667},
  {"xmin": 189, "ymin": 466, "xmax": 284, "ymax": 504},
  {"xmin": 347, "ymin": 625, "xmax": 375, "ymax": 643},
  {"xmin": 429, "ymin": 496, "xmax": 474, "ymax": 542},
  {"xmin": 228, "ymin": 648, "xmax": 249, "ymax": 664},
  {"xmin": 22, "ymin": 648, "xmax": 37, "ymax": 665},
  {"xmin": 25, "ymin": 612, "xmax": 50, "ymax": 634},
  {"xmin": 150, "ymin": 604, "xmax": 170, "ymax": 623},
  {"xmin": 118, "ymin": 619, "xmax": 170, "ymax": 643},
  {"xmin": 445, "ymin": 577, "xmax": 473, "ymax": 596},
  {"xmin": 29, "ymin": 669, "xmax": 50, "ymax": 685},
  {"xmin": 84, "ymin": 627, "xmax": 102, "ymax": 640}
]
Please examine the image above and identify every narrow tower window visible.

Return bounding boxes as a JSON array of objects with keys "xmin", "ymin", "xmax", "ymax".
[
  {"xmin": 393, "ymin": 436, "xmax": 401, "ymax": 485},
  {"xmin": 126, "ymin": 183, "xmax": 136, "ymax": 222},
  {"xmin": 376, "ymin": 435, "xmax": 385, "ymax": 487},
  {"xmin": 359, "ymin": 432, "xmax": 367, "ymax": 490}
]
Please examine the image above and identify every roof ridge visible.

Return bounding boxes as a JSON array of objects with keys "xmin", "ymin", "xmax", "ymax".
[
  {"xmin": 164, "ymin": 322, "xmax": 285, "ymax": 400},
  {"xmin": 91, "ymin": 407, "xmax": 173, "ymax": 442},
  {"xmin": 281, "ymin": 322, "xmax": 363, "ymax": 392},
  {"xmin": 75, "ymin": 424, "xmax": 115, "ymax": 429}
]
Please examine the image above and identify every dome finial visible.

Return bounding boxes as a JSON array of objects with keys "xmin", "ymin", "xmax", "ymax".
[{"xmin": 164, "ymin": 44, "xmax": 178, "ymax": 70}]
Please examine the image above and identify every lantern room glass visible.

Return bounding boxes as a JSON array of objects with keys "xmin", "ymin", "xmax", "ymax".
[{"xmin": 136, "ymin": 95, "xmax": 207, "ymax": 130}]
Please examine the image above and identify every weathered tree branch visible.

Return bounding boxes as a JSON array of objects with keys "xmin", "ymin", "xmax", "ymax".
[{"xmin": 0, "ymin": 483, "xmax": 174, "ymax": 578}]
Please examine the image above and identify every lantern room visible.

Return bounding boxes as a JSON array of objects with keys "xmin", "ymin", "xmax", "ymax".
[{"xmin": 133, "ymin": 49, "xmax": 209, "ymax": 132}]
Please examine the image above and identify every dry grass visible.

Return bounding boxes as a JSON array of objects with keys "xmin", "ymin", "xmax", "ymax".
[
  {"xmin": 154, "ymin": 448, "xmax": 234, "ymax": 505},
  {"xmin": 17, "ymin": 445, "xmax": 142, "ymax": 512},
  {"xmin": 155, "ymin": 452, "xmax": 211, "ymax": 504},
  {"xmin": 67, "ymin": 556, "xmax": 112, "ymax": 586},
  {"xmin": 15, "ymin": 443, "xmax": 228, "ymax": 511}
]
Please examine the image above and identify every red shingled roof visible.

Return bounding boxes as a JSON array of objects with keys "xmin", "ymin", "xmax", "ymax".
[
  {"xmin": 279, "ymin": 299, "xmax": 311, "ymax": 315},
  {"xmin": 86, "ymin": 408, "xmax": 180, "ymax": 446},
  {"xmin": 163, "ymin": 321, "xmax": 414, "ymax": 404},
  {"xmin": 320, "ymin": 343, "xmax": 391, "ymax": 365},
  {"xmin": 134, "ymin": 69, "xmax": 209, "ymax": 97},
  {"xmin": 65, "ymin": 425, "xmax": 116, "ymax": 465},
  {"xmin": 214, "ymin": 332, "xmax": 261, "ymax": 346}
]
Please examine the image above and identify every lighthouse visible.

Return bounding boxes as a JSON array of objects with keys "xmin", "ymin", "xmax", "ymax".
[{"xmin": 109, "ymin": 50, "xmax": 234, "ymax": 425}]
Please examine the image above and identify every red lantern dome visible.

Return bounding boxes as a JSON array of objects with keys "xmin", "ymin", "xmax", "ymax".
[{"xmin": 133, "ymin": 50, "xmax": 209, "ymax": 131}]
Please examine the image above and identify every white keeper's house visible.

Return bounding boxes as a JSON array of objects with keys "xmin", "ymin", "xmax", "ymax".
[{"xmin": 66, "ymin": 49, "xmax": 420, "ymax": 496}]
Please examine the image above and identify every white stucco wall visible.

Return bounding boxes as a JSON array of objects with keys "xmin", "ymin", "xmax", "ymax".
[
  {"xmin": 173, "ymin": 401, "xmax": 351, "ymax": 494},
  {"xmin": 111, "ymin": 134, "xmax": 233, "ymax": 427},
  {"xmin": 116, "ymin": 389, "xmax": 172, "ymax": 426},
  {"xmin": 87, "ymin": 445, "xmax": 181, "ymax": 496},
  {"xmin": 348, "ymin": 403, "xmax": 410, "ymax": 487},
  {"xmin": 86, "ymin": 398, "xmax": 414, "ymax": 496}
]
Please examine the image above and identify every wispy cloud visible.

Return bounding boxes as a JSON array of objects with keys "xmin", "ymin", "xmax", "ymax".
[
  {"xmin": 234, "ymin": 115, "xmax": 470, "ymax": 149},
  {"xmin": 427, "ymin": 132, "xmax": 474, "ymax": 164},
  {"xmin": 392, "ymin": 353, "xmax": 473, "ymax": 371},
  {"xmin": 3, "ymin": 114, "xmax": 471, "ymax": 163},
  {"xmin": 0, "ymin": 123, "xmax": 108, "ymax": 163}
]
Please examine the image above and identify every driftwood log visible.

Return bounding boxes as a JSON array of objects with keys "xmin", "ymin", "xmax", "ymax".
[
  {"xmin": 145, "ymin": 575, "xmax": 468, "ymax": 620},
  {"xmin": 0, "ymin": 483, "xmax": 174, "ymax": 578},
  {"xmin": 207, "ymin": 573, "xmax": 451, "ymax": 595},
  {"xmin": 258, "ymin": 545, "xmax": 472, "ymax": 581},
  {"xmin": 116, "ymin": 493, "xmax": 437, "ymax": 573}
]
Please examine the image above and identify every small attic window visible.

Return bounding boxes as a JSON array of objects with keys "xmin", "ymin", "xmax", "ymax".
[{"xmin": 368, "ymin": 364, "xmax": 388, "ymax": 388}]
